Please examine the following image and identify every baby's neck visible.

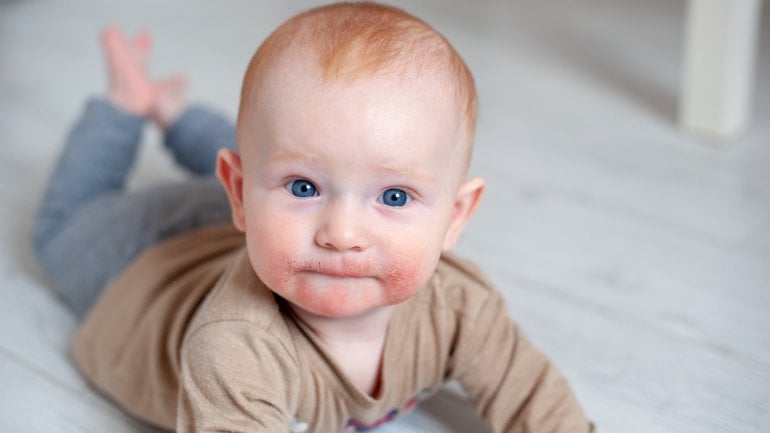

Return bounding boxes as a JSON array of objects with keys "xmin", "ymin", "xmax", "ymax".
[
  {"xmin": 295, "ymin": 305, "xmax": 393, "ymax": 344},
  {"xmin": 292, "ymin": 305, "xmax": 394, "ymax": 397}
]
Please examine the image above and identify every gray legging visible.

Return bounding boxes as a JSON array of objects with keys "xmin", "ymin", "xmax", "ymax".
[{"xmin": 33, "ymin": 99, "xmax": 236, "ymax": 319}]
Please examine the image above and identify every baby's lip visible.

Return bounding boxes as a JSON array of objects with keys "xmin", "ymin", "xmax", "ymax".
[
  {"xmin": 304, "ymin": 269, "xmax": 369, "ymax": 279},
  {"xmin": 293, "ymin": 259, "xmax": 375, "ymax": 278}
]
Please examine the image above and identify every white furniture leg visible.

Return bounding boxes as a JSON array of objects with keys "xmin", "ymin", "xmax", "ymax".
[{"xmin": 680, "ymin": 0, "xmax": 762, "ymax": 138}]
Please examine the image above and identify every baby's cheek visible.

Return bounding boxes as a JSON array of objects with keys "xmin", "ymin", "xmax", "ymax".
[
  {"xmin": 381, "ymin": 251, "xmax": 435, "ymax": 304},
  {"xmin": 246, "ymin": 227, "xmax": 295, "ymax": 286}
]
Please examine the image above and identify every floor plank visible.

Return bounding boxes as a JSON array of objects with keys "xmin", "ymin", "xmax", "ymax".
[
  {"xmin": 459, "ymin": 194, "xmax": 770, "ymax": 368},
  {"xmin": 0, "ymin": 352, "xmax": 166, "ymax": 433},
  {"xmin": 497, "ymin": 272, "xmax": 770, "ymax": 433}
]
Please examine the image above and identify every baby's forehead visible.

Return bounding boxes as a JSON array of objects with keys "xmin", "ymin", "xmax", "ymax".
[
  {"xmin": 242, "ymin": 59, "xmax": 472, "ymax": 174},
  {"xmin": 244, "ymin": 96, "xmax": 468, "ymax": 191}
]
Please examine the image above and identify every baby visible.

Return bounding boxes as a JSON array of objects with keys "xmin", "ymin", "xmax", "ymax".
[{"xmin": 33, "ymin": 3, "xmax": 593, "ymax": 433}]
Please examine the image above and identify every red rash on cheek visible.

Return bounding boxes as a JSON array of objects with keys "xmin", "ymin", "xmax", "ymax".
[
  {"xmin": 380, "ymin": 255, "xmax": 428, "ymax": 304},
  {"xmin": 246, "ymin": 230, "xmax": 294, "ymax": 288},
  {"xmin": 270, "ymin": 252, "xmax": 295, "ymax": 284}
]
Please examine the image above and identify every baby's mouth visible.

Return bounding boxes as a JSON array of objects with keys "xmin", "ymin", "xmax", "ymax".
[
  {"xmin": 293, "ymin": 259, "xmax": 376, "ymax": 279},
  {"xmin": 301, "ymin": 268, "xmax": 370, "ymax": 280}
]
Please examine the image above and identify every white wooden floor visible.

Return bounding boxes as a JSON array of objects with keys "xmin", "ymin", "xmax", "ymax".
[{"xmin": 1, "ymin": 0, "xmax": 769, "ymax": 432}]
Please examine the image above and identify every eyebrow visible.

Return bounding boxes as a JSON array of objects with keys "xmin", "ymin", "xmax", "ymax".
[
  {"xmin": 375, "ymin": 164, "xmax": 437, "ymax": 184},
  {"xmin": 266, "ymin": 146, "xmax": 438, "ymax": 184},
  {"xmin": 265, "ymin": 147, "xmax": 324, "ymax": 166}
]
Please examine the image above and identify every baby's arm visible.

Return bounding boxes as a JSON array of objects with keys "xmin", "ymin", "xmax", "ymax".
[{"xmin": 451, "ymin": 290, "xmax": 594, "ymax": 433}]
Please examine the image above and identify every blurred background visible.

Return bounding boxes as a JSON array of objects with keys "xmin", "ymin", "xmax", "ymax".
[{"xmin": 1, "ymin": 0, "xmax": 768, "ymax": 432}]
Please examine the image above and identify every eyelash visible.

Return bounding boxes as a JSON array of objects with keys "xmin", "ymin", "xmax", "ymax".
[{"xmin": 284, "ymin": 179, "xmax": 413, "ymax": 207}]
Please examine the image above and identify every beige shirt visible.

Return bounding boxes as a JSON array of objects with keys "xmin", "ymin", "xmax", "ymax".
[{"xmin": 74, "ymin": 224, "xmax": 593, "ymax": 432}]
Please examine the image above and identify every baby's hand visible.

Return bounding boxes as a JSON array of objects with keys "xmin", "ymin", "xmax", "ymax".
[{"xmin": 102, "ymin": 26, "xmax": 187, "ymax": 128}]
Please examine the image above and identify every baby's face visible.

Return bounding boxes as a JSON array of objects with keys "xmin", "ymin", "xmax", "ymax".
[{"xmin": 235, "ymin": 66, "xmax": 470, "ymax": 319}]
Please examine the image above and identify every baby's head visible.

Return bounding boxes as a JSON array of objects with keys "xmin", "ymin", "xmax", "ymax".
[
  {"xmin": 238, "ymin": 2, "xmax": 477, "ymax": 161},
  {"xmin": 218, "ymin": 2, "xmax": 485, "ymax": 319}
]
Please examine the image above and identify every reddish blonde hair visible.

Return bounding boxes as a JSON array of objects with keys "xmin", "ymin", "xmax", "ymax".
[{"xmin": 238, "ymin": 2, "xmax": 477, "ymax": 146}]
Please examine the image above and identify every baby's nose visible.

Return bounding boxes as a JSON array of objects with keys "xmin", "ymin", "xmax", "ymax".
[{"xmin": 314, "ymin": 199, "xmax": 369, "ymax": 252}]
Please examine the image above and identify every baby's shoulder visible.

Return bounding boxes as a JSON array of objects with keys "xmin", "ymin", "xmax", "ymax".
[
  {"xmin": 182, "ymin": 250, "xmax": 299, "ymax": 358},
  {"xmin": 183, "ymin": 318, "xmax": 297, "ymax": 366},
  {"xmin": 179, "ymin": 318, "xmax": 304, "ymax": 417},
  {"xmin": 420, "ymin": 252, "xmax": 503, "ymax": 317}
]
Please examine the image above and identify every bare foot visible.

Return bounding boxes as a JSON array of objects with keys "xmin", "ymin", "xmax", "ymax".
[
  {"xmin": 102, "ymin": 26, "xmax": 187, "ymax": 128},
  {"xmin": 102, "ymin": 26, "xmax": 156, "ymax": 116},
  {"xmin": 151, "ymin": 74, "xmax": 187, "ymax": 129}
]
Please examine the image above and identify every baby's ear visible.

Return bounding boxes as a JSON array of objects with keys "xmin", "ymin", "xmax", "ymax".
[
  {"xmin": 442, "ymin": 177, "xmax": 485, "ymax": 251},
  {"xmin": 216, "ymin": 148, "xmax": 246, "ymax": 231}
]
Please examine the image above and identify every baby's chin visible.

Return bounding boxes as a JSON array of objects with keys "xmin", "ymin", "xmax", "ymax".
[
  {"xmin": 289, "ymin": 282, "xmax": 389, "ymax": 318},
  {"xmin": 284, "ymin": 297, "xmax": 387, "ymax": 321}
]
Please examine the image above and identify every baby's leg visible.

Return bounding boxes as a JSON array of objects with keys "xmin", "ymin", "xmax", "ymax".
[
  {"xmin": 36, "ymin": 176, "xmax": 230, "ymax": 319},
  {"xmin": 33, "ymin": 28, "xmax": 232, "ymax": 318},
  {"xmin": 163, "ymin": 106, "xmax": 236, "ymax": 176},
  {"xmin": 33, "ymin": 100, "xmax": 232, "ymax": 318},
  {"xmin": 33, "ymin": 99, "xmax": 143, "ymax": 251}
]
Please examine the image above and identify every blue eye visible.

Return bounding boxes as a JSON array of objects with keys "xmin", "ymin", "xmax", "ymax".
[
  {"xmin": 380, "ymin": 188, "xmax": 409, "ymax": 207},
  {"xmin": 288, "ymin": 179, "xmax": 318, "ymax": 198}
]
